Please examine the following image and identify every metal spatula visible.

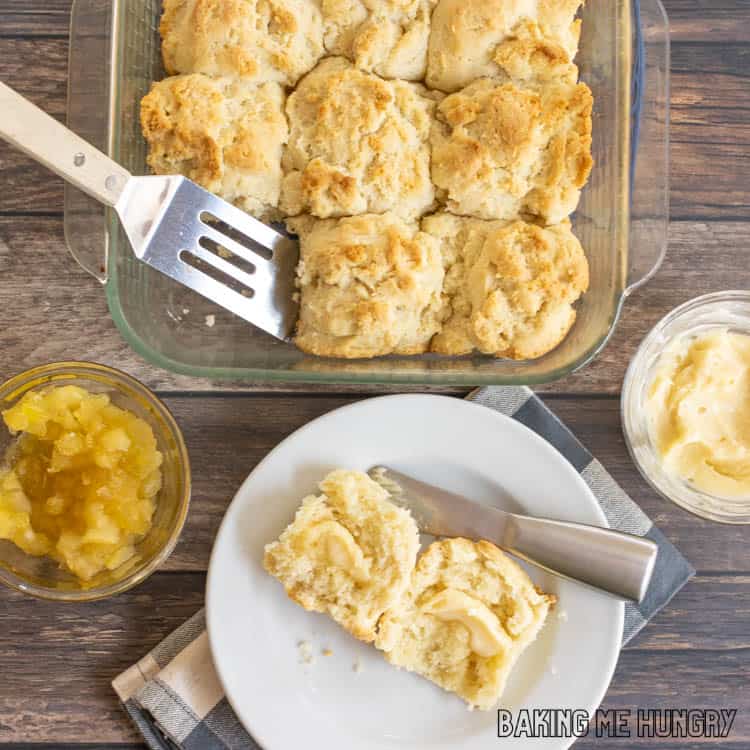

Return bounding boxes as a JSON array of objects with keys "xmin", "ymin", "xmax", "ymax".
[
  {"xmin": 0, "ymin": 80, "xmax": 299, "ymax": 340},
  {"xmin": 370, "ymin": 466, "xmax": 658, "ymax": 602}
]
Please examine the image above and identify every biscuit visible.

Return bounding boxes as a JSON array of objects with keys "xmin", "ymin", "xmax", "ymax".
[
  {"xmin": 160, "ymin": 0, "xmax": 325, "ymax": 86},
  {"xmin": 427, "ymin": 0, "xmax": 583, "ymax": 93},
  {"xmin": 140, "ymin": 74, "xmax": 288, "ymax": 220},
  {"xmin": 376, "ymin": 538, "xmax": 555, "ymax": 710},
  {"xmin": 423, "ymin": 213, "xmax": 589, "ymax": 359},
  {"xmin": 263, "ymin": 470, "xmax": 420, "ymax": 642},
  {"xmin": 289, "ymin": 213, "xmax": 444, "ymax": 358},
  {"xmin": 321, "ymin": 0, "xmax": 437, "ymax": 80},
  {"xmin": 431, "ymin": 77, "xmax": 593, "ymax": 223},
  {"xmin": 280, "ymin": 57, "xmax": 437, "ymax": 220}
]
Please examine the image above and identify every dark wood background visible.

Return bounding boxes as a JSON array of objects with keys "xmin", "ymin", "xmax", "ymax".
[{"xmin": 1, "ymin": 1, "xmax": 749, "ymax": 747}]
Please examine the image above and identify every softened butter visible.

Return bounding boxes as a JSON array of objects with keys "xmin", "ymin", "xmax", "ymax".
[{"xmin": 647, "ymin": 329, "xmax": 750, "ymax": 498}]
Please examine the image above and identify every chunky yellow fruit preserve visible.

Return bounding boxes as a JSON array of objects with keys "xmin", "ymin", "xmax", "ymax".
[{"xmin": 0, "ymin": 385, "xmax": 163, "ymax": 581}]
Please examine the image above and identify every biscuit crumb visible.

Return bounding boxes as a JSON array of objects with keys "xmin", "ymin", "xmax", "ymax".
[
  {"xmin": 353, "ymin": 658, "xmax": 363, "ymax": 674},
  {"xmin": 322, "ymin": 648, "xmax": 333, "ymax": 657},
  {"xmin": 298, "ymin": 640, "xmax": 315, "ymax": 665},
  {"xmin": 205, "ymin": 314, "xmax": 216, "ymax": 328},
  {"xmin": 182, "ymin": 308, "xmax": 190, "ymax": 315}
]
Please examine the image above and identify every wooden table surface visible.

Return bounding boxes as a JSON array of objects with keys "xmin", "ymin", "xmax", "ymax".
[{"xmin": 1, "ymin": 1, "xmax": 749, "ymax": 748}]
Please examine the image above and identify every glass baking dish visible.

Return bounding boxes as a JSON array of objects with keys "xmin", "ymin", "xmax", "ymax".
[{"xmin": 65, "ymin": 0, "xmax": 670, "ymax": 386}]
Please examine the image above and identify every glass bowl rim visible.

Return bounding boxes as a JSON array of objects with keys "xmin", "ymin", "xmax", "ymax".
[
  {"xmin": 0, "ymin": 361, "xmax": 191, "ymax": 600},
  {"xmin": 621, "ymin": 291, "xmax": 750, "ymax": 525}
]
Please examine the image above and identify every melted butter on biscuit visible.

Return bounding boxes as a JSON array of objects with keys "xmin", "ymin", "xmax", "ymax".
[
  {"xmin": 304, "ymin": 520, "xmax": 370, "ymax": 582},
  {"xmin": 647, "ymin": 329, "xmax": 750, "ymax": 498},
  {"xmin": 423, "ymin": 588, "xmax": 507, "ymax": 657}
]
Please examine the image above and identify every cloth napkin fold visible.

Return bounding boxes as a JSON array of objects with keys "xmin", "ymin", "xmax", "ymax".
[{"xmin": 113, "ymin": 387, "xmax": 695, "ymax": 750}]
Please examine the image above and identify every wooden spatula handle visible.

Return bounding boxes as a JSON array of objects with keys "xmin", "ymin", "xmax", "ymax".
[{"xmin": 0, "ymin": 79, "xmax": 131, "ymax": 207}]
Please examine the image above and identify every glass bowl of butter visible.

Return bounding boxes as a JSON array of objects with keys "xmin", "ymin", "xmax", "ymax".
[
  {"xmin": 0, "ymin": 362, "xmax": 191, "ymax": 599},
  {"xmin": 623, "ymin": 291, "xmax": 750, "ymax": 524}
]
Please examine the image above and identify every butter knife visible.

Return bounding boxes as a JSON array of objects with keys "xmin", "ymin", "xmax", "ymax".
[{"xmin": 369, "ymin": 466, "xmax": 658, "ymax": 603}]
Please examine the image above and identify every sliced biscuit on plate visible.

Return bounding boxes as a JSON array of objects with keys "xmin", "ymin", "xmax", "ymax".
[
  {"xmin": 376, "ymin": 537, "xmax": 555, "ymax": 710},
  {"xmin": 263, "ymin": 470, "xmax": 420, "ymax": 642}
]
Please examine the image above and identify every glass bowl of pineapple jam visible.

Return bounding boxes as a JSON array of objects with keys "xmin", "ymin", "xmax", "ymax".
[{"xmin": 0, "ymin": 362, "xmax": 190, "ymax": 600}]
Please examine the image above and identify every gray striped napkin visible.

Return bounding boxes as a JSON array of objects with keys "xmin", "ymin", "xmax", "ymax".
[{"xmin": 113, "ymin": 387, "xmax": 694, "ymax": 750}]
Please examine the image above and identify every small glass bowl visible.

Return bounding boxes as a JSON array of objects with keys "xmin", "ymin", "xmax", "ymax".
[
  {"xmin": 0, "ymin": 362, "xmax": 191, "ymax": 600},
  {"xmin": 622, "ymin": 291, "xmax": 750, "ymax": 525}
]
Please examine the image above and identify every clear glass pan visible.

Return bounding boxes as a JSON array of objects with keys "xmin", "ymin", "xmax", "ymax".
[{"xmin": 65, "ymin": 0, "xmax": 670, "ymax": 386}]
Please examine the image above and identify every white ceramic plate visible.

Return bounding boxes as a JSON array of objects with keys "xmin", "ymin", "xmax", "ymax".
[{"xmin": 206, "ymin": 395, "xmax": 623, "ymax": 750}]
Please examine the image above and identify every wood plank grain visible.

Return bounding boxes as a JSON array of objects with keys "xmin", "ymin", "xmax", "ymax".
[
  {"xmin": 663, "ymin": 0, "xmax": 750, "ymax": 42},
  {"xmin": 669, "ymin": 42, "xmax": 750, "ymax": 220},
  {"xmin": 0, "ymin": 217, "xmax": 465, "ymax": 395},
  {"xmin": 627, "ymin": 575, "xmax": 750, "ymax": 652},
  {"xmin": 0, "ymin": 1, "xmax": 70, "ymax": 38},
  {"xmin": 1, "ymin": 37, "xmax": 749, "ymax": 219},
  {"xmin": 2, "ymin": 218, "xmax": 750, "ymax": 396},
  {"xmin": 577, "ymin": 648, "xmax": 750, "ymax": 746},
  {"xmin": 0, "ymin": 572, "xmax": 747, "ymax": 745},
  {"xmin": 0, "ymin": 38, "xmax": 69, "ymax": 215},
  {"xmin": 0, "ymin": 573, "xmax": 203, "ymax": 745},
  {"xmin": 0, "ymin": 40, "xmax": 68, "ymax": 111}
]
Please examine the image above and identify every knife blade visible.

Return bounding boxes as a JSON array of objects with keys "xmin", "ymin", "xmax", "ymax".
[{"xmin": 368, "ymin": 466, "xmax": 658, "ymax": 603}]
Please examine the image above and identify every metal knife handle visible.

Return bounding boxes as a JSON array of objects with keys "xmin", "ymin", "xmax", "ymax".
[
  {"xmin": 370, "ymin": 466, "xmax": 659, "ymax": 603},
  {"xmin": 0, "ymin": 79, "xmax": 130, "ymax": 207},
  {"xmin": 503, "ymin": 515, "xmax": 658, "ymax": 603}
]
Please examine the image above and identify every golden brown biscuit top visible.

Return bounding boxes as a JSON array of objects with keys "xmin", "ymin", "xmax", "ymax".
[
  {"xmin": 140, "ymin": 74, "xmax": 288, "ymax": 219},
  {"xmin": 160, "ymin": 0, "xmax": 325, "ymax": 85},
  {"xmin": 144, "ymin": 0, "xmax": 595, "ymax": 362},
  {"xmin": 321, "ymin": 0, "xmax": 437, "ymax": 80},
  {"xmin": 431, "ymin": 77, "xmax": 593, "ymax": 222},
  {"xmin": 291, "ymin": 213, "xmax": 444, "ymax": 358},
  {"xmin": 427, "ymin": 0, "xmax": 582, "ymax": 92},
  {"xmin": 424, "ymin": 214, "xmax": 589, "ymax": 359},
  {"xmin": 281, "ymin": 58, "xmax": 437, "ymax": 220}
]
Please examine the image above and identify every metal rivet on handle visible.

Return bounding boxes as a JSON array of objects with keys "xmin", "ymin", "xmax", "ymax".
[{"xmin": 73, "ymin": 153, "xmax": 85, "ymax": 167}]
